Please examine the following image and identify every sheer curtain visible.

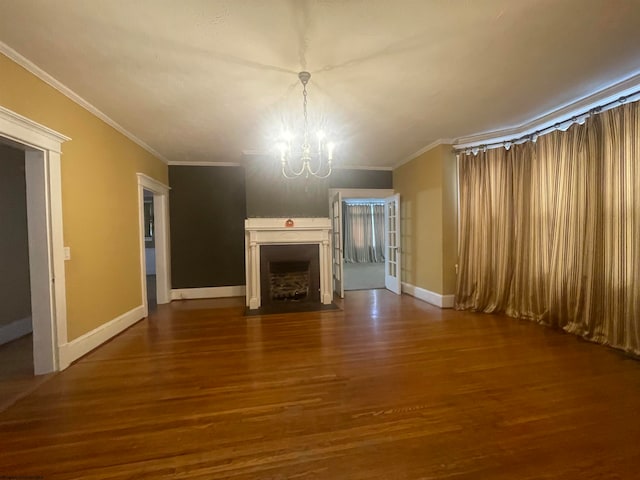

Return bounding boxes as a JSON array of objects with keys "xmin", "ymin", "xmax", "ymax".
[
  {"xmin": 343, "ymin": 203, "xmax": 385, "ymax": 263},
  {"xmin": 456, "ymin": 100, "xmax": 640, "ymax": 356}
]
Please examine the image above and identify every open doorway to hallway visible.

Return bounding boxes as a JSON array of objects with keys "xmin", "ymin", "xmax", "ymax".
[
  {"xmin": 0, "ymin": 141, "xmax": 50, "ymax": 409},
  {"xmin": 143, "ymin": 189, "xmax": 157, "ymax": 313},
  {"xmin": 137, "ymin": 173, "xmax": 171, "ymax": 317}
]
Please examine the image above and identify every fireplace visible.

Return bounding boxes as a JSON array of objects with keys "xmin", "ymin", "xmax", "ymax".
[
  {"xmin": 260, "ymin": 244, "xmax": 320, "ymax": 306},
  {"xmin": 245, "ymin": 218, "xmax": 332, "ymax": 310}
]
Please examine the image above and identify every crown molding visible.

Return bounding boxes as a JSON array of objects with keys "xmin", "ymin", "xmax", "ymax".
[
  {"xmin": 454, "ymin": 70, "xmax": 640, "ymax": 149},
  {"xmin": 168, "ymin": 161, "xmax": 243, "ymax": 167},
  {"xmin": 0, "ymin": 41, "xmax": 170, "ymax": 164},
  {"xmin": 335, "ymin": 165, "xmax": 393, "ymax": 171},
  {"xmin": 241, "ymin": 149, "xmax": 267, "ymax": 156},
  {"xmin": 394, "ymin": 139, "xmax": 454, "ymax": 169}
]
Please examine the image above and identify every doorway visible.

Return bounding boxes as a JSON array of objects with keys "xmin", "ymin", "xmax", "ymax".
[
  {"xmin": 143, "ymin": 189, "xmax": 157, "ymax": 312},
  {"xmin": 0, "ymin": 106, "xmax": 70, "ymax": 386},
  {"xmin": 0, "ymin": 142, "xmax": 36, "ymax": 407},
  {"xmin": 329, "ymin": 188, "xmax": 400, "ymax": 298},
  {"xmin": 342, "ymin": 199, "xmax": 385, "ymax": 291},
  {"xmin": 137, "ymin": 173, "xmax": 171, "ymax": 317},
  {"xmin": 0, "ymin": 107, "xmax": 69, "ymax": 376}
]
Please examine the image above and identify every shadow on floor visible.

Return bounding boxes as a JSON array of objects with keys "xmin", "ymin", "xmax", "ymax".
[{"xmin": 0, "ymin": 333, "xmax": 51, "ymax": 413}]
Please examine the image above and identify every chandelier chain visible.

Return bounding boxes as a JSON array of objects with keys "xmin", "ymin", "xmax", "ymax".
[
  {"xmin": 278, "ymin": 71, "xmax": 334, "ymax": 179},
  {"xmin": 302, "ymin": 82, "xmax": 309, "ymax": 149}
]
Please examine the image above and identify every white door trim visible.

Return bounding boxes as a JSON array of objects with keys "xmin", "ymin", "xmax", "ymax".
[
  {"xmin": 0, "ymin": 105, "xmax": 70, "ymax": 374},
  {"xmin": 137, "ymin": 173, "xmax": 171, "ymax": 314},
  {"xmin": 328, "ymin": 188, "xmax": 394, "ymax": 202}
]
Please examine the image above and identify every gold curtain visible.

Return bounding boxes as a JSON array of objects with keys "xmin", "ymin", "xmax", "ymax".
[{"xmin": 456, "ymin": 101, "xmax": 640, "ymax": 355}]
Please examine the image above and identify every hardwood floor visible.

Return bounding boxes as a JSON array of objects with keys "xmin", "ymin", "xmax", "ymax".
[
  {"xmin": 1, "ymin": 290, "xmax": 639, "ymax": 479},
  {"xmin": 0, "ymin": 333, "xmax": 53, "ymax": 412}
]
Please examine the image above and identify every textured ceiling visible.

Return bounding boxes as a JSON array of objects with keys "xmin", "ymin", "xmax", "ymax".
[{"xmin": 1, "ymin": 0, "xmax": 639, "ymax": 167}]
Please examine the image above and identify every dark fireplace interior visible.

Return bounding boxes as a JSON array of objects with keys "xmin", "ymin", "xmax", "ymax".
[
  {"xmin": 260, "ymin": 244, "xmax": 320, "ymax": 307},
  {"xmin": 270, "ymin": 261, "xmax": 310, "ymax": 301}
]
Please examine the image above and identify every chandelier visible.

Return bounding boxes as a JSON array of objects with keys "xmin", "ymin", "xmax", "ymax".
[{"xmin": 277, "ymin": 71, "xmax": 335, "ymax": 179}]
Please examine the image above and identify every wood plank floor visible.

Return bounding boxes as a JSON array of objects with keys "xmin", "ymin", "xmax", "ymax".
[
  {"xmin": 0, "ymin": 334, "xmax": 43, "ymax": 411},
  {"xmin": 1, "ymin": 290, "xmax": 639, "ymax": 479}
]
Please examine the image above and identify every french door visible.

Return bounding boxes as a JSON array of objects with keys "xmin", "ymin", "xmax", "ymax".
[
  {"xmin": 384, "ymin": 194, "xmax": 401, "ymax": 294},
  {"xmin": 331, "ymin": 191, "xmax": 344, "ymax": 298}
]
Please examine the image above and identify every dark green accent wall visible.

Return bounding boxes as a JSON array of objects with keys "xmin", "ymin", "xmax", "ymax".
[
  {"xmin": 245, "ymin": 157, "xmax": 330, "ymax": 217},
  {"xmin": 169, "ymin": 162, "xmax": 392, "ymax": 289},
  {"xmin": 328, "ymin": 169, "xmax": 393, "ymax": 190},
  {"xmin": 169, "ymin": 166, "xmax": 246, "ymax": 288},
  {"xmin": 245, "ymin": 155, "xmax": 392, "ymax": 218}
]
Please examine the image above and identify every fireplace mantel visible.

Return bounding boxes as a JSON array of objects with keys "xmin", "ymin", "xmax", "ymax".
[{"xmin": 245, "ymin": 218, "xmax": 332, "ymax": 309}]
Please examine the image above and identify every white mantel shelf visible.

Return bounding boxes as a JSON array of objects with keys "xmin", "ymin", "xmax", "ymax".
[{"xmin": 244, "ymin": 217, "xmax": 333, "ymax": 310}]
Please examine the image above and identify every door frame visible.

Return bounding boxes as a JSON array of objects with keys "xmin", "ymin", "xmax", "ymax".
[
  {"xmin": 328, "ymin": 188, "xmax": 394, "ymax": 294},
  {"xmin": 331, "ymin": 191, "xmax": 344, "ymax": 298},
  {"xmin": 136, "ymin": 173, "xmax": 171, "ymax": 315},
  {"xmin": 0, "ymin": 106, "xmax": 70, "ymax": 374}
]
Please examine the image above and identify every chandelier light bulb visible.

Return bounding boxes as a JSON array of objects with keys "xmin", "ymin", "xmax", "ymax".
[{"xmin": 327, "ymin": 142, "xmax": 335, "ymax": 160}]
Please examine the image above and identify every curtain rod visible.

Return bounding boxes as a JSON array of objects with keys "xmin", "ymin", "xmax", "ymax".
[
  {"xmin": 454, "ymin": 89, "xmax": 640, "ymax": 154},
  {"xmin": 343, "ymin": 200, "xmax": 385, "ymax": 205}
]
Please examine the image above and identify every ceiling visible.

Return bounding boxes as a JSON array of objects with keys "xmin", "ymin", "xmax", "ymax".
[{"xmin": 1, "ymin": 0, "xmax": 639, "ymax": 168}]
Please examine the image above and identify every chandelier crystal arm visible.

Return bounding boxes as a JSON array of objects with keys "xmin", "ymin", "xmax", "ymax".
[
  {"xmin": 306, "ymin": 163, "xmax": 332, "ymax": 179},
  {"xmin": 306, "ymin": 152, "xmax": 331, "ymax": 177},
  {"xmin": 281, "ymin": 159, "xmax": 308, "ymax": 178}
]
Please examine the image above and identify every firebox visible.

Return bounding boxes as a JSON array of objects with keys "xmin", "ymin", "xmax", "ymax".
[{"xmin": 260, "ymin": 244, "xmax": 320, "ymax": 307}]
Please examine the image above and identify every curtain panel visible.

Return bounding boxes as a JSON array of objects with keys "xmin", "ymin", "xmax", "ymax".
[
  {"xmin": 343, "ymin": 203, "xmax": 385, "ymax": 263},
  {"xmin": 456, "ymin": 101, "xmax": 640, "ymax": 356}
]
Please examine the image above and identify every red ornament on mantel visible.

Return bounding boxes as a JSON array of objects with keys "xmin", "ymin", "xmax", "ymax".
[{"xmin": 285, "ymin": 219, "xmax": 294, "ymax": 227}]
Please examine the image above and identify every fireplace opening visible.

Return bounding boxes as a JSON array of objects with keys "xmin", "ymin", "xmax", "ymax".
[
  {"xmin": 260, "ymin": 244, "xmax": 320, "ymax": 307},
  {"xmin": 269, "ymin": 261, "xmax": 310, "ymax": 301}
]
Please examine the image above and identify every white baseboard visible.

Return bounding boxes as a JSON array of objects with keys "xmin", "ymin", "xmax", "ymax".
[
  {"xmin": 171, "ymin": 285, "xmax": 246, "ymax": 300},
  {"xmin": 402, "ymin": 282, "xmax": 455, "ymax": 309},
  {"xmin": 0, "ymin": 316, "xmax": 32, "ymax": 345},
  {"xmin": 58, "ymin": 305, "xmax": 145, "ymax": 370}
]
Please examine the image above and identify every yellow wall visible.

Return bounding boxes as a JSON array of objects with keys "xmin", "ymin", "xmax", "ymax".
[
  {"xmin": 393, "ymin": 144, "xmax": 457, "ymax": 296},
  {"xmin": 441, "ymin": 149, "xmax": 458, "ymax": 293},
  {"xmin": 0, "ymin": 53, "xmax": 168, "ymax": 340}
]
